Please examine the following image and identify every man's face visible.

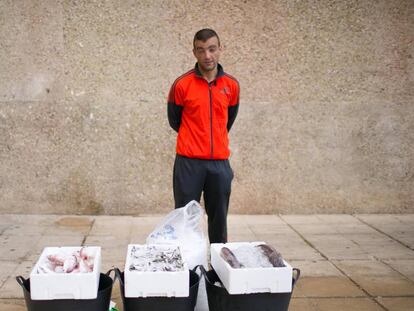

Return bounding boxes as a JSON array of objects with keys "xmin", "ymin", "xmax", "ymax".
[{"xmin": 193, "ymin": 36, "xmax": 221, "ymax": 73}]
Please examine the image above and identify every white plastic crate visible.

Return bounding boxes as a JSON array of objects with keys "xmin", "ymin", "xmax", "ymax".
[
  {"xmin": 30, "ymin": 246, "xmax": 101, "ymax": 300},
  {"xmin": 124, "ymin": 244, "xmax": 189, "ymax": 298},
  {"xmin": 211, "ymin": 242, "xmax": 293, "ymax": 294}
]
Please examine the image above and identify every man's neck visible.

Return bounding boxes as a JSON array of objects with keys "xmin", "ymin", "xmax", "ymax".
[{"xmin": 199, "ymin": 66, "xmax": 217, "ymax": 83}]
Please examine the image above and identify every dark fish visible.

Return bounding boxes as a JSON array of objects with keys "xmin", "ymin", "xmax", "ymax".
[
  {"xmin": 256, "ymin": 244, "xmax": 285, "ymax": 267},
  {"xmin": 220, "ymin": 247, "xmax": 244, "ymax": 268}
]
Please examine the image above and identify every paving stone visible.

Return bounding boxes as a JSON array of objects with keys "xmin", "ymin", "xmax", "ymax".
[
  {"xmin": 375, "ymin": 230, "xmax": 410, "ymax": 240},
  {"xmin": 387, "ymin": 232, "xmax": 414, "ymax": 249},
  {"xmin": 376, "ymin": 224, "xmax": 414, "ymax": 235},
  {"xmin": 228, "ymin": 233, "xmax": 260, "ymax": 242},
  {"xmin": 255, "ymin": 230, "xmax": 305, "ymax": 242},
  {"xmin": 356, "ymin": 215, "xmax": 414, "ymax": 247},
  {"xmin": 12, "ymin": 261, "xmax": 33, "ymax": 278},
  {"xmin": 131, "ymin": 216, "xmax": 163, "ymax": 226},
  {"xmin": 363, "ymin": 242, "xmax": 414, "ymax": 260},
  {"xmin": 291, "ymin": 223, "xmax": 378, "ymax": 235},
  {"xmin": 383, "ymin": 259, "xmax": 414, "ymax": 282},
  {"xmin": 54, "ymin": 216, "xmax": 95, "ymax": 227},
  {"xmin": 248, "ymin": 223, "xmax": 295, "ymax": 235},
  {"xmin": 280, "ymin": 215, "xmax": 324, "ymax": 225},
  {"xmin": 307, "ymin": 224, "xmax": 350, "ymax": 236},
  {"xmin": 282, "ymin": 214, "xmax": 363, "ymax": 226},
  {"xmin": 288, "ymin": 223, "xmax": 339, "ymax": 235},
  {"xmin": 0, "ymin": 216, "xmax": 16, "ymax": 226},
  {"xmin": 0, "ymin": 299, "xmax": 26, "ymax": 311},
  {"xmin": 35, "ymin": 234, "xmax": 85, "ymax": 248},
  {"xmin": 293, "ymin": 276, "xmax": 366, "ymax": 298},
  {"xmin": 244, "ymin": 214, "xmax": 285, "ymax": 225},
  {"xmin": 289, "ymin": 260, "xmax": 344, "ymax": 277},
  {"xmin": 347, "ymin": 232, "xmax": 398, "ymax": 243},
  {"xmin": 334, "ymin": 259, "xmax": 408, "ymax": 277},
  {"xmin": 0, "ymin": 225, "xmax": 11, "ymax": 234},
  {"xmin": 376, "ymin": 297, "xmax": 414, "ymax": 311},
  {"xmin": 0, "ymin": 262, "xmax": 19, "ymax": 286},
  {"xmin": 0, "ymin": 261, "xmax": 34, "ymax": 298},
  {"xmin": 310, "ymin": 297, "xmax": 384, "ymax": 310},
  {"xmin": 2, "ymin": 225, "xmax": 48, "ymax": 236},
  {"xmin": 304, "ymin": 234, "xmax": 371, "ymax": 260},
  {"xmin": 316, "ymin": 215, "xmax": 362, "ymax": 224},
  {"xmin": 227, "ymin": 215, "xmax": 248, "ymax": 225},
  {"xmin": 289, "ymin": 298, "xmax": 318, "ymax": 311},
  {"xmin": 101, "ymin": 246, "xmax": 129, "ymax": 264},
  {"xmin": 347, "ymin": 234, "xmax": 414, "ymax": 259},
  {"xmin": 43, "ymin": 224, "xmax": 91, "ymax": 236},
  {"xmin": 356, "ymin": 214, "xmax": 404, "ymax": 225},
  {"xmin": 278, "ymin": 244, "xmax": 323, "ymax": 261},
  {"xmin": 89, "ymin": 216, "xmax": 133, "ymax": 237},
  {"xmin": 369, "ymin": 226, "xmax": 414, "ymax": 240},
  {"xmin": 0, "ymin": 215, "xmax": 57, "ymax": 226},
  {"xmin": 334, "ymin": 260, "xmax": 414, "ymax": 296},
  {"xmin": 228, "ymin": 223, "xmax": 256, "ymax": 235},
  {"xmin": 0, "ymin": 236, "xmax": 42, "ymax": 261},
  {"xmin": 394, "ymin": 214, "xmax": 414, "ymax": 224},
  {"xmin": 227, "ymin": 225, "xmax": 259, "ymax": 241},
  {"xmin": 334, "ymin": 224, "xmax": 378, "ymax": 234},
  {"xmin": 45, "ymin": 216, "xmax": 94, "ymax": 236},
  {"xmin": 353, "ymin": 276, "xmax": 414, "ymax": 296}
]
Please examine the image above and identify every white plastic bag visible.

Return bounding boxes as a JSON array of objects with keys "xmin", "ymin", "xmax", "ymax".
[{"xmin": 146, "ymin": 200, "xmax": 208, "ymax": 269}]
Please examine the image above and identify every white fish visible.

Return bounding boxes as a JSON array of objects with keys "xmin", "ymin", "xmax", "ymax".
[
  {"xmin": 63, "ymin": 255, "xmax": 78, "ymax": 273},
  {"xmin": 38, "ymin": 248, "xmax": 95, "ymax": 274}
]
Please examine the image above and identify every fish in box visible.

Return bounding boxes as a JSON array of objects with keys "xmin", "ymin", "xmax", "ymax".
[
  {"xmin": 124, "ymin": 244, "xmax": 189, "ymax": 298},
  {"xmin": 211, "ymin": 242, "xmax": 293, "ymax": 294},
  {"xmin": 30, "ymin": 246, "xmax": 101, "ymax": 300}
]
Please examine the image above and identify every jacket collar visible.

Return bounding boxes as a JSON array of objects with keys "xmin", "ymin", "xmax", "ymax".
[{"xmin": 194, "ymin": 63, "xmax": 225, "ymax": 80}]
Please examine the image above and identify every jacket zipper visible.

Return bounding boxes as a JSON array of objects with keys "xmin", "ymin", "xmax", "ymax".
[{"xmin": 209, "ymin": 82, "xmax": 213, "ymax": 159}]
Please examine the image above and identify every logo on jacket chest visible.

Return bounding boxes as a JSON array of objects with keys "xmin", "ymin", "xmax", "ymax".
[{"xmin": 220, "ymin": 87, "xmax": 230, "ymax": 95}]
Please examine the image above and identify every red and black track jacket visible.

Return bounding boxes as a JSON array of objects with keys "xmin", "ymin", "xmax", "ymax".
[{"xmin": 168, "ymin": 64, "xmax": 240, "ymax": 160}]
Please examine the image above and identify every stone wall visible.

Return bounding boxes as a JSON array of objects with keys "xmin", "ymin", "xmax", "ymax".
[{"xmin": 0, "ymin": 0, "xmax": 413, "ymax": 214}]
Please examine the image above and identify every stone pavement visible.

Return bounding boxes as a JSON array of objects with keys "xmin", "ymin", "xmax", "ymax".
[{"xmin": 0, "ymin": 214, "xmax": 413, "ymax": 310}]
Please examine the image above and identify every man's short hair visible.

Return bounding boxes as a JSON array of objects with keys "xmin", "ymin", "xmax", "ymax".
[{"xmin": 193, "ymin": 29, "xmax": 220, "ymax": 48}]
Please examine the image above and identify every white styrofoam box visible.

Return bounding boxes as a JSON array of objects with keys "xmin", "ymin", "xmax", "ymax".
[
  {"xmin": 124, "ymin": 244, "xmax": 189, "ymax": 298},
  {"xmin": 210, "ymin": 242, "xmax": 293, "ymax": 294},
  {"xmin": 30, "ymin": 246, "xmax": 101, "ymax": 300}
]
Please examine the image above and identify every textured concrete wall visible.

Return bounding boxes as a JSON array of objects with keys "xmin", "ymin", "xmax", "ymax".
[{"xmin": 0, "ymin": 0, "xmax": 413, "ymax": 214}]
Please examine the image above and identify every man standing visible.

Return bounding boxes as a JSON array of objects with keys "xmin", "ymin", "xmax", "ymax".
[{"xmin": 167, "ymin": 29, "xmax": 240, "ymax": 243}]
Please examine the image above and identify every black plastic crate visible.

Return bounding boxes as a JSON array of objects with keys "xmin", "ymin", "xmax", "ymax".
[
  {"xmin": 16, "ymin": 271, "xmax": 114, "ymax": 311},
  {"xmin": 201, "ymin": 266, "xmax": 300, "ymax": 311},
  {"xmin": 115, "ymin": 266, "xmax": 200, "ymax": 311}
]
